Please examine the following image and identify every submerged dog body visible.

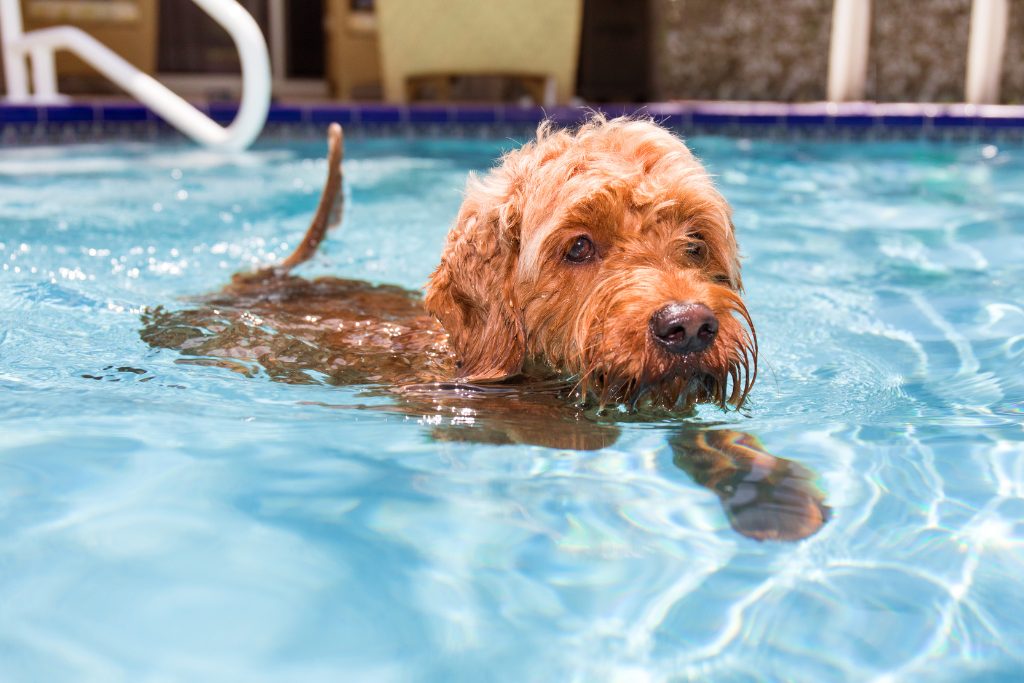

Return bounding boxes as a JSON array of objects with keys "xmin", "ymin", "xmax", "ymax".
[{"xmin": 142, "ymin": 118, "xmax": 828, "ymax": 541}]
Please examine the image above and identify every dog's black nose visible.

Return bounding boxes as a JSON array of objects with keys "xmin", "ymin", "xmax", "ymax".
[{"xmin": 650, "ymin": 303, "xmax": 718, "ymax": 354}]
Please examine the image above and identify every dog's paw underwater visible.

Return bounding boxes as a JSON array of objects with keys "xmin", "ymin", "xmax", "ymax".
[{"xmin": 141, "ymin": 116, "xmax": 828, "ymax": 542}]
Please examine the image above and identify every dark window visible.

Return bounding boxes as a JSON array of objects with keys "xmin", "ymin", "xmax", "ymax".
[{"xmin": 158, "ymin": 0, "xmax": 324, "ymax": 78}]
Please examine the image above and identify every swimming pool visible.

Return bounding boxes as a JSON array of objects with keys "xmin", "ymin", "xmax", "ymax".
[{"xmin": 1, "ymin": 129, "xmax": 1022, "ymax": 680}]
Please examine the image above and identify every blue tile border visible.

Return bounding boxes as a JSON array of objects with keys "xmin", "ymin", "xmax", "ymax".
[
  {"xmin": 357, "ymin": 105, "xmax": 402, "ymax": 124},
  {"xmin": 43, "ymin": 105, "xmax": 94, "ymax": 122},
  {"xmin": 265, "ymin": 106, "xmax": 304, "ymax": 123},
  {"xmin": 980, "ymin": 116, "xmax": 1024, "ymax": 129},
  {"xmin": 0, "ymin": 105, "xmax": 40, "ymax": 123},
  {"xmin": 832, "ymin": 115, "xmax": 876, "ymax": 128},
  {"xmin": 546, "ymin": 107, "xmax": 591, "ymax": 127},
  {"xmin": 691, "ymin": 111, "xmax": 734, "ymax": 126},
  {"xmin": 651, "ymin": 113, "xmax": 687, "ymax": 129},
  {"xmin": 452, "ymin": 106, "xmax": 497, "ymax": 124},
  {"xmin": 785, "ymin": 114, "xmax": 830, "ymax": 127},
  {"xmin": 99, "ymin": 104, "xmax": 150, "ymax": 122},
  {"xmin": 880, "ymin": 115, "xmax": 927, "ymax": 128},
  {"xmin": 932, "ymin": 115, "xmax": 980, "ymax": 128},
  {"xmin": 205, "ymin": 103, "xmax": 239, "ymax": 124},
  {"xmin": 5, "ymin": 101, "xmax": 1024, "ymax": 143},
  {"xmin": 500, "ymin": 105, "xmax": 546, "ymax": 123},
  {"xmin": 308, "ymin": 106, "xmax": 355, "ymax": 125},
  {"xmin": 407, "ymin": 106, "xmax": 449, "ymax": 124}
]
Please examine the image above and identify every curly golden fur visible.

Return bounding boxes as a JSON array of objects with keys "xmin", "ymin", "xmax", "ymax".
[{"xmin": 425, "ymin": 116, "xmax": 757, "ymax": 411}]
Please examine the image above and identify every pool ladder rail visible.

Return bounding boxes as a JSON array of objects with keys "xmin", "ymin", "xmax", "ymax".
[{"xmin": 0, "ymin": 0, "xmax": 271, "ymax": 151}]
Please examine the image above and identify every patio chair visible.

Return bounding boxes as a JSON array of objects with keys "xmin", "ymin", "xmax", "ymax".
[{"xmin": 374, "ymin": 0, "xmax": 583, "ymax": 105}]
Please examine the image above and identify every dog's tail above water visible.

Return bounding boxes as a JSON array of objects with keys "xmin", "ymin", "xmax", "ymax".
[
  {"xmin": 239, "ymin": 123, "xmax": 344, "ymax": 281},
  {"xmin": 277, "ymin": 122, "xmax": 344, "ymax": 273}
]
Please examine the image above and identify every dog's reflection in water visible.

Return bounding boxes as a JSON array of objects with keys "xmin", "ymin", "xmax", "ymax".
[{"xmin": 141, "ymin": 120, "xmax": 829, "ymax": 541}]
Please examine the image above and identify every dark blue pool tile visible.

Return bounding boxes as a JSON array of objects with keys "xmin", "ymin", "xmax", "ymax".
[
  {"xmin": 308, "ymin": 106, "xmax": 355, "ymax": 125},
  {"xmin": 978, "ymin": 116, "xmax": 1024, "ymax": 129},
  {"xmin": 880, "ymin": 115, "xmax": 927, "ymax": 128},
  {"xmin": 357, "ymin": 105, "xmax": 403, "ymax": 123},
  {"xmin": 0, "ymin": 106, "xmax": 41, "ymax": 123},
  {"xmin": 832, "ymin": 115, "xmax": 877, "ymax": 128},
  {"xmin": 784, "ymin": 113, "xmax": 829, "ymax": 127},
  {"xmin": 591, "ymin": 103, "xmax": 645, "ymax": 119},
  {"xmin": 22, "ymin": 98, "xmax": 1024, "ymax": 141},
  {"xmin": 43, "ymin": 105, "xmax": 94, "ymax": 122},
  {"xmin": 691, "ymin": 111, "xmax": 734, "ymax": 126},
  {"xmin": 99, "ymin": 104, "xmax": 149, "ymax": 122},
  {"xmin": 734, "ymin": 114, "xmax": 782, "ymax": 126},
  {"xmin": 500, "ymin": 106, "xmax": 546, "ymax": 124},
  {"xmin": 408, "ymin": 107, "xmax": 450, "ymax": 124},
  {"xmin": 653, "ymin": 113, "xmax": 688, "ymax": 128},
  {"xmin": 547, "ymin": 107, "xmax": 591, "ymax": 126},
  {"xmin": 452, "ymin": 107, "xmax": 497, "ymax": 124},
  {"xmin": 204, "ymin": 103, "xmax": 240, "ymax": 124},
  {"xmin": 266, "ymin": 106, "xmax": 303, "ymax": 123},
  {"xmin": 932, "ymin": 115, "xmax": 979, "ymax": 128}
]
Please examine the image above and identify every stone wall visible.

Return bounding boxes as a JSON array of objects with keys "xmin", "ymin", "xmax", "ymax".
[
  {"xmin": 652, "ymin": 0, "xmax": 1023, "ymax": 103},
  {"xmin": 651, "ymin": 0, "xmax": 833, "ymax": 102},
  {"xmin": 867, "ymin": 0, "xmax": 970, "ymax": 103},
  {"xmin": 1002, "ymin": 0, "xmax": 1024, "ymax": 102}
]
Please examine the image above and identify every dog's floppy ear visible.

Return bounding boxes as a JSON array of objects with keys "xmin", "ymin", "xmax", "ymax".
[{"xmin": 425, "ymin": 181, "xmax": 526, "ymax": 381}]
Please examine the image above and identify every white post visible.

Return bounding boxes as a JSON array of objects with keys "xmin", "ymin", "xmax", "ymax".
[
  {"xmin": 29, "ymin": 46, "xmax": 59, "ymax": 100},
  {"xmin": 268, "ymin": 0, "xmax": 287, "ymax": 83},
  {"xmin": 965, "ymin": 0, "xmax": 1008, "ymax": 104},
  {"xmin": 827, "ymin": 0, "xmax": 871, "ymax": 102},
  {"xmin": 0, "ymin": 0, "xmax": 30, "ymax": 100}
]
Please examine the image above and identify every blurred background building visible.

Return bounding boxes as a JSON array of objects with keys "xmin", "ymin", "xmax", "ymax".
[{"xmin": 3, "ymin": 0, "xmax": 1024, "ymax": 104}]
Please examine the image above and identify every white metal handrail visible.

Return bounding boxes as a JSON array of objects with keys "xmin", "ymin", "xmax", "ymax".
[
  {"xmin": 0, "ymin": 0, "xmax": 270, "ymax": 150},
  {"xmin": 827, "ymin": 0, "xmax": 1010, "ymax": 105}
]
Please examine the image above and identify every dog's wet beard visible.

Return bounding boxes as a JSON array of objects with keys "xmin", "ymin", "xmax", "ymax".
[{"xmin": 562, "ymin": 292, "xmax": 757, "ymax": 413}]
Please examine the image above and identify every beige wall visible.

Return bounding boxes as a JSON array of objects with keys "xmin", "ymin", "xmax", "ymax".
[{"xmin": 22, "ymin": 0, "xmax": 158, "ymax": 82}]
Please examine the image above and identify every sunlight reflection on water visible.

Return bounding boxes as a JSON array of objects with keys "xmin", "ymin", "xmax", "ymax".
[{"xmin": 0, "ymin": 135, "xmax": 1022, "ymax": 681}]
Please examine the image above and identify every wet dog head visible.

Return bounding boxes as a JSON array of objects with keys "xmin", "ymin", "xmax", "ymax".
[{"xmin": 425, "ymin": 116, "xmax": 756, "ymax": 410}]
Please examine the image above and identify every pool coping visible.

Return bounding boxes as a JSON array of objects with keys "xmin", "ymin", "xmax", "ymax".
[{"xmin": 4, "ymin": 100, "xmax": 1024, "ymax": 143}]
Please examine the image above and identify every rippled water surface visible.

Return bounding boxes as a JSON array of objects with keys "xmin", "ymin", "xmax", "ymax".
[{"xmin": 1, "ymin": 132, "xmax": 1023, "ymax": 681}]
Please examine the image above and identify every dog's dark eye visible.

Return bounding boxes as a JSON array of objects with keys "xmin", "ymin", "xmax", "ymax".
[
  {"xmin": 686, "ymin": 235, "xmax": 706, "ymax": 258},
  {"xmin": 565, "ymin": 235, "xmax": 596, "ymax": 263}
]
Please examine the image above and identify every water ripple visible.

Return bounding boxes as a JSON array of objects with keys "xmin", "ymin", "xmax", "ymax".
[{"xmin": 1, "ymin": 135, "xmax": 1023, "ymax": 681}]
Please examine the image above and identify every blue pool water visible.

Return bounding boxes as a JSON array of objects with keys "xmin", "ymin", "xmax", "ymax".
[{"xmin": 1, "ymin": 131, "xmax": 1023, "ymax": 681}]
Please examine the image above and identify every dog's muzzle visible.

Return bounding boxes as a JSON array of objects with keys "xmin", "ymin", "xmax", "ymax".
[{"xmin": 650, "ymin": 302, "xmax": 718, "ymax": 355}]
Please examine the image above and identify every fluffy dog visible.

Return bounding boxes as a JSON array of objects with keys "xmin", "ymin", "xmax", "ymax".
[
  {"xmin": 142, "ymin": 117, "xmax": 828, "ymax": 541},
  {"xmin": 426, "ymin": 116, "xmax": 755, "ymax": 409}
]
